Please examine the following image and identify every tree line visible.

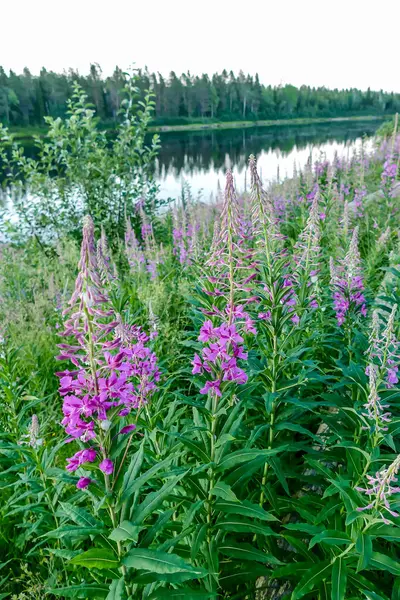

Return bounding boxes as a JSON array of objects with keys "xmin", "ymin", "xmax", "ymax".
[{"xmin": 1, "ymin": 64, "xmax": 399, "ymax": 128}]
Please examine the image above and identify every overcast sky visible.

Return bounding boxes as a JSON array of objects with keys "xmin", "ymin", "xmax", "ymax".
[{"xmin": 2, "ymin": 0, "xmax": 399, "ymax": 91}]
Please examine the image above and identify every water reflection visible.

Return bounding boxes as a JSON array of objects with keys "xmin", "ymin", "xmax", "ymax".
[{"xmin": 154, "ymin": 121, "xmax": 380, "ymax": 199}]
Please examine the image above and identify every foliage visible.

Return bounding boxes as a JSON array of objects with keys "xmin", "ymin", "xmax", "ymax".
[
  {"xmin": 0, "ymin": 71, "xmax": 162, "ymax": 243},
  {"xmin": 0, "ymin": 117, "xmax": 400, "ymax": 600}
]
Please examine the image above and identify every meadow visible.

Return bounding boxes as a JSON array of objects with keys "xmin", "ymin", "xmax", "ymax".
[{"xmin": 0, "ymin": 75, "xmax": 399, "ymax": 600}]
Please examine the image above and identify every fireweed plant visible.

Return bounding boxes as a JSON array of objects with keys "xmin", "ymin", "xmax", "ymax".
[{"xmin": 0, "ymin": 126, "xmax": 400, "ymax": 599}]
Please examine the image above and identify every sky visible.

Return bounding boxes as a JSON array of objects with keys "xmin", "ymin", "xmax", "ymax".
[{"xmin": 2, "ymin": 0, "xmax": 399, "ymax": 92}]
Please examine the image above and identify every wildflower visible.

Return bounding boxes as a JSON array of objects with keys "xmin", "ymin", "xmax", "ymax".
[
  {"xmin": 66, "ymin": 448, "xmax": 97, "ymax": 472},
  {"xmin": 120, "ymin": 424, "xmax": 136, "ymax": 435},
  {"xmin": 356, "ymin": 455, "xmax": 400, "ymax": 523},
  {"xmin": 99, "ymin": 458, "xmax": 114, "ymax": 475},
  {"xmin": 362, "ymin": 364, "xmax": 391, "ymax": 433},
  {"xmin": 57, "ymin": 216, "xmax": 159, "ymax": 482},
  {"xmin": 125, "ymin": 218, "xmax": 145, "ymax": 272},
  {"xmin": 330, "ymin": 227, "xmax": 366, "ymax": 325},
  {"xmin": 29, "ymin": 415, "xmax": 43, "ymax": 448},
  {"xmin": 193, "ymin": 172, "xmax": 254, "ymax": 398},
  {"xmin": 77, "ymin": 477, "xmax": 92, "ymax": 490},
  {"xmin": 199, "ymin": 379, "xmax": 222, "ymax": 397}
]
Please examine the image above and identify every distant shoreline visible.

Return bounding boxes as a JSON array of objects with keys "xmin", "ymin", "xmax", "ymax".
[
  {"xmin": 148, "ymin": 115, "xmax": 388, "ymax": 133},
  {"xmin": 9, "ymin": 114, "xmax": 389, "ymax": 140}
]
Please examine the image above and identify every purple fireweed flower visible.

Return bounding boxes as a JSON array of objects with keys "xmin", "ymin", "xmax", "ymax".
[
  {"xmin": 66, "ymin": 448, "xmax": 97, "ymax": 472},
  {"xmin": 258, "ymin": 311, "xmax": 272, "ymax": 321},
  {"xmin": 57, "ymin": 216, "xmax": 159, "ymax": 482},
  {"xmin": 330, "ymin": 227, "xmax": 366, "ymax": 326},
  {"xmin": 99, "ymin": 458, "xmax": 114, "ymax": 475},
  {"xmin": 125, "ymin": 218, "xmax": 145, "ymax": 272},
  {"xmin": 192, "ymin": 353, "xmax": 203, "ymax": 375},
  {"xmin": 193, "ymin": 172, "xmax": 255, "ymax": 398},
  {"xmin": 199, "ymin": 379, "xmax": 222, "ymax": 397},
  {"xmin": 120, "ymin": 424, "xmax": 136, "ymax": 435},
  {"xmin": 381, "ymin": 158, "xmax": 398, "ymax": 199},
  {"xmin": 76, "ymin": 477, "xmax": 92, "ymax": 489},
  {"xmin": 352, "ymin": 186, "xmax": 367, "ymax": 218},
  {"xmin": 356, "ymin": 455, "xmax": 400, "ymax": 524}
]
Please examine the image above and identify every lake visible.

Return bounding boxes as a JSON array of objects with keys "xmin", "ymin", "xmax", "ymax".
[{"xmin": 154, "ymin": 120, "xmax": 382, "ymax": 201}]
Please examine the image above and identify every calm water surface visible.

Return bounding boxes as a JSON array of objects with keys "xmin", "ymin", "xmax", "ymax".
[{"xmin": 154, "ymin": 120, "xmax": 381, "ymax": 200}]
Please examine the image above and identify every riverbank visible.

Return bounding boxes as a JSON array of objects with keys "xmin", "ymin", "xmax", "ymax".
[
  {"xmin": 148, "ymin": 115, "xmax": 389, "ymax": 133},
  {"xmin": 8, "ymin": 114, "xmax": 390, "ymax": 139}
]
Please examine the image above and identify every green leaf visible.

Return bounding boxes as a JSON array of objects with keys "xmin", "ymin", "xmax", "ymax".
[
  {"xmin": 70, "ymin": 548, "xmax": 119, "ymax": 570},
  {"xmin": 364, "ymin": 592, "xmax": 390, "ymax": 600},
  {"xmin": 44, "ymin": 526, "xmax": 104, "ymax": 539},
  {"xmin": 332, "ymin": 557, "xmax": 347, "ymax": 600},
  {"xmin": 367, "ymin": 524, "xmax": 400, "ymax": 540},
  {"xmin": 106, "ymin": 578, "xmax": 126, "ymax": 600},
  {"xmin": 121, "ymin": 455, "xmax": 172, "ymax": 502},
  {"xmin": 216, "ymin": 518, "xmax": 276, "ymax": 537},
  {"xmin": 173, "ymin": 434, "xmax": 210, "ymax": 464},
  {"xmin": 392, "ymin": 578, "xmax": 400, "ymax": 600},
  {"xmin": 292, "ymin": 560, "xmax": 331, "ymax": 600},
  {"xmin": 270, "ymin": 562, "xmax": 315, "ymax": 578},
  {"xmin": 59, "ymin": 502, "xmax": 102, "ymax": 527},
  {"xmin": 369, "ymin": 552, "xmax": 400, "ymax": 576},
  {"xmin": 47, "ymin": 584, "xmax": 109, "ymax": 598},
  {"xmin": 217, "ymin": 448, "xmax": 281, "ymax": 471},
  {"xmin": 309, "ymin": 530, "xmax": 351, "ymax": 549},
  {"xmin": 120, "ymin": 441, "xmax": 144, "ymax": 497},
  {"xmin": 191, "ymin": 524, "xmax": 207, "ymax": 562},
  {"xmin": 148, "ymin": 589, "xmax": 214, "ymax": 599},
  {"xmin": 109, "ymin": 521, "xmax": 143, "ymax": 543},
  {"xmin": 356, "ymin": 534, "xmax": 372, "ymax": 571},
  {"xmin": 347, "ymin": 572, "xmax": 390, "ymax": 598},
  {"xmin": 214, "ymin": 499, "xmax": 278, "ymax": 522},
  {"xmin": 219, "ymin": 542, "xmax": 283, "ymax": 565},
  {"xmin": 283, "ymin": 523, "xmax": 323, "ymax": 535},
  {"xmin": 210, "ymin": 481, "xmax": 239, "ymax": 502},
  {"xmin": 122, "ymin": 548, "xmax": 208, "ymax": 581},
  {"xmin": 130, "ymin": 472, "xmax": 187, "ymax": 524},
  {"xmin": 46, "ymin": 548, "xmax": 80, "ymax": 560}
]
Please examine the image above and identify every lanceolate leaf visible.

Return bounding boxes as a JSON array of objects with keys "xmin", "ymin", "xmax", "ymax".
[
  {"xmin": 109, "ymin": 521, "xmax": 143, "ymax": 542},
  {"xmin": 59, "ymin": 502, "xmax": 103, "ymax": 528},
  {"xmin": 219, "ymin": 542, "xmax": 283, "ymax": 565},
  {"xmin": 214, "ymin": 499, "xmax": 278, "ymax": 521},
  {"xmin": 292, "ymin": 560, "xmax": 331, "ymax": 600},
  {"xmin": 369, "ymin": 552, "xmax": 400, "ymax": 576},
  {"xmin": 120, "ymin": 455, "xmax": 172, "ymax": 502},
  {"xmin": 119, "ymin": 441, "xmax": 144, "ymax": 497},
  {"xmin": 47, "ymin": 584, "xmax": 109, "ymax": 598},
  {"xmin": 216, "ymin": 448, "xmax": 282, "ymax": 471},
  {"xmin": 309, "ymin": 530, "xmax": 351, "ymax": 549},
  {"xmin": 356, "ymin": 534, "xmax": 372, "ymax": 571},
  {"xmin": 106, "ymin": 578, "xmax": 126, "ymax": 600},
  {"xmin": 122, "ymin": 548, "xmax": 208, "ymax": 579},
  {"xmin": 210, "ymin": 481, "xmax": 239, "ymax": 502},
  {"xmin": 216, "ymin": 518, "xmax": 277, "ymax": 537},
  {"xmin": 130, "ymin": 472, "xmax": 188, "ymax": 523},
  {"xmin": 70, "ymin": 548, "xmax": 119, "ymax": 570},
  {"xmin": 332, "ymin": 557, "xmax": 347, "ymax": 600},
  {"xmin": 44, "ymin": 525, "xmax": 104, "ymax": 539}
]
